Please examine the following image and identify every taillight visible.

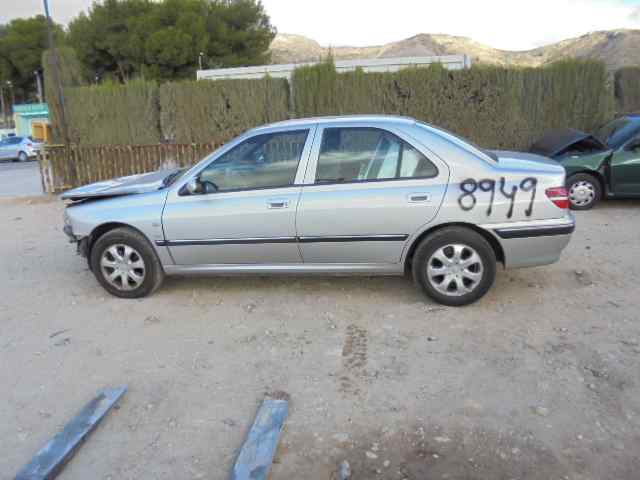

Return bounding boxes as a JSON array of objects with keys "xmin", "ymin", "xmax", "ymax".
[{"xmin": 546, "ymin": 186, "xmax": 569, "ymax": 209}]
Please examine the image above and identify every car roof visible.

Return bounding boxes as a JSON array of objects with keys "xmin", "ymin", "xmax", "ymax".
[{"xmin": 250, "ymin": 115, "xmax": 418, "ymax": 132}]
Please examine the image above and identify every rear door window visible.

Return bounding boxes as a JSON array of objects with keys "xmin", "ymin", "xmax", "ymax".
[{"xmin": 315, "ymin": 127, "xmax": 438, "ymax": 184}]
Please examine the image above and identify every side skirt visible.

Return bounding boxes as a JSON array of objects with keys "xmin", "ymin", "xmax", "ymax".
[{"xmin": 164, "ymin": 263, "xmax": 404, "ymax": 276}]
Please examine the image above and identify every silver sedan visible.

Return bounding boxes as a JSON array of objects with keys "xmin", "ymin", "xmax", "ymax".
[
  {"xmin": 0, "ymin": 136, "xmax": 43, "ymax": 162},
  {"xmin": 62, "ymin": 116, "xmax": 575, "ymax": 306}
]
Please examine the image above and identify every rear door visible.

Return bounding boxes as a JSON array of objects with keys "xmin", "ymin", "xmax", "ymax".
[{"xmin": 296, "ymin": 123, "xmax": 448, "ymax": 264}]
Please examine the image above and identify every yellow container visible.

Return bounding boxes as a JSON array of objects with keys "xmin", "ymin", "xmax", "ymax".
[{"xmin": 31, "ymin": 121, "xmax": 52, "ymax": 143}]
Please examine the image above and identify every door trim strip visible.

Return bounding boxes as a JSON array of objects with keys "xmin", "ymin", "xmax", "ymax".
[
  {"xmin": 297, "ymin": 235, "xmax": 409, "ymax": 243},
  {"xmin": 156, "ymin": 234, "xmax": 409, "ymax": 247}
]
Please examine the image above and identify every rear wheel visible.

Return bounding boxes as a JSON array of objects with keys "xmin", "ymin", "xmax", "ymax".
[
  {"xmin": 18, "ymin": 151, "xmax": 28, "ymax": 162},
  {"xmin": 412, "ymin": 227, "xmax": 496, "ymax": 307},
  {"xmin": 567, "ymin": 173, "xmax": 601, "ymax": 210},
  {"xmin": 89, "ymin": 227, "xmax": 164, "ymax": 299}
]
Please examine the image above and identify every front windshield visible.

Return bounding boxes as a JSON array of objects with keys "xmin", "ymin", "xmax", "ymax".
[{"xmin": 595, "ymin": 117, "xmax": 640, "ymax": 149}]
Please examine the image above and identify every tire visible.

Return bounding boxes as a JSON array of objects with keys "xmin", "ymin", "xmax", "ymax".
[
  {"xmin": 89, "ymin": 227, "xmax": 165, "ymax": 299},
  {"xmin": 567, "ymin": 173, "xmax": 601, "ymax": 210},
  {"xmin": 18, "ymin": 151, "xmax": 28, "ymax": 162},
  {"xmin": 412, "ymin": 227, "xmax": 496, "ymax": 307}
]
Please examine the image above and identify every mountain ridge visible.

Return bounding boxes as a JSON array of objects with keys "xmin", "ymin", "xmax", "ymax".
[{"xmin": 270, "ymin": 30, "xmax": 640, "ymax": 71}]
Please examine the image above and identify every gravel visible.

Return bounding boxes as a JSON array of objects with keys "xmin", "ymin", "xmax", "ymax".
[{"xmin": 1, "ymin": 196, "xmax": 640, "ymax": 479}]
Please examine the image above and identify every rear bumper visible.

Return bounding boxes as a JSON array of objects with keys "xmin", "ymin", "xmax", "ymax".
[
  {"xmin": 484, "ymin": 215, "xmax": 576, "ymax": 269},
  {"xmin": 493, "ymin": 223, "xmax": 575, "ymax": 239}
]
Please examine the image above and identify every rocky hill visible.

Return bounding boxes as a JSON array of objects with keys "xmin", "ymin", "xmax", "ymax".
[{"xmin": 270, "ymin": 30, "xmax": 640, "ymax": 71}]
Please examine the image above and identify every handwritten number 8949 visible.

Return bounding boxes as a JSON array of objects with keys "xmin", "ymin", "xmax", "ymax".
[{"xmin": 458, "ymin": 177, "xmax": 538, "ymax": 218}]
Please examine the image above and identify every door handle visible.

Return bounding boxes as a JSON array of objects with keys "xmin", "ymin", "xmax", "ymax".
[
  {"xmin": 408, "ymin": 193, "xmax": 431, "ymax": 203},
  {"xmin": 267, "ymin": 199, "xmax": 289, "ymax": 209}
]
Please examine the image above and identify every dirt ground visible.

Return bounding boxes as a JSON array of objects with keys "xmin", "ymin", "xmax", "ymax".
[{"xmin": 1, "ymin": 196, "xmax": 640, "ymax": 480}]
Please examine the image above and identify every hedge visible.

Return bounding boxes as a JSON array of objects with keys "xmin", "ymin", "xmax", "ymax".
[
  {"xmin": 42, "ymin": 47, "xmax": 86, "ymax": 144},
  {"xmin": 159, "ymin": 77, "xmax": 290, "ymax": 143},
  {"xmin": 51, "ymin": 58, "xmax": 637, "ymax": 150},
  {"xmin": 615, "ymin": 67, "xmax": 640, "ymax": 114},
  {"xmin": 292, "ymin": 59, "xmax": 614, "ymax": 150},
  {"xmin": 64, "ymin": 80, "xmax": 162, "ymax": 145}
]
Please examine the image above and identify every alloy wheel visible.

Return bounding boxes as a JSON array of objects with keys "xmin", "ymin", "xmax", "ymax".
[
  {"xmin": 427, "ymin": 244, "xmax": 484, "ymax": 297},
  {"xmin": 100, "ymin": 244, "xmax": 146, "ymax": 291}
]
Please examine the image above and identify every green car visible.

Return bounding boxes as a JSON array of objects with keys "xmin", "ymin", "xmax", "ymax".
[{"xmin": 531, "ymin": 115, "xmax": 640, "ymax": 209}]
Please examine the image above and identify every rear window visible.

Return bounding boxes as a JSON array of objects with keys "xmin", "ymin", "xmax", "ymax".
[{"xmin": 417, "ymin": 122, "xmax": 498, "ymax": 162}]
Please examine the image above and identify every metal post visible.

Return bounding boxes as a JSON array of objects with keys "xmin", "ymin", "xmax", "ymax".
[
  {"xmin": 35, "ymin": 70, "xmax": 44, "ymax": 103},
  {"xmin": 43, "ymin": 0, "xmax": 70, "ymax": 146},
  {"xmin": 0, "ymin": 86, "xmax": 5, "ymax": 127},
  {"xmin": 198, "ymin": 52, "xmax": 204, "ymax": 71}
]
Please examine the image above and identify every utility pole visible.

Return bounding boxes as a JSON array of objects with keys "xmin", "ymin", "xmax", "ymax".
[
  {"xmin": 0, "ymin": 86, "xmax": 5, "ymax": 127},
  {"xmin": 35, "ymin": 70, "xmax": 44, "ymax": 103},
  {"xmin": 43, "ymin": 0, "xmax": 70, "ymax": 145}
]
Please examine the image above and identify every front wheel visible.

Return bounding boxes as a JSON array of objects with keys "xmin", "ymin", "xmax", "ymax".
[
  {"xmin": 412, "ymin": 227, "xmax": 496, "ymax": 307},
  {"xmin": 567, "ymin": 173, "xmax": 601, "ymax": 210},
  {"xmin": 89, "ymin": 227, "xmax": 164, "ymax": 298}
]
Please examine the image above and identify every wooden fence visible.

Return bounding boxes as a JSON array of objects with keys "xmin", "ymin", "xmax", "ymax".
[{"xmin": 39, "ymin": 143, "xmax": 219, "ymax": 193}]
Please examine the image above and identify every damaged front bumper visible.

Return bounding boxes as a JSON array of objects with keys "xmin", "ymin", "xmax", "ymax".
[{"xmin": 63, "ymin": 223, "xmax": 89, "ymax": 257}]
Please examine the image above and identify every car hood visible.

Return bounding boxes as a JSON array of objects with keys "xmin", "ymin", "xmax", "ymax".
[
  {"xmin": 529, "ymin": 128, "xmax": 607, "ymax": 158},
  {"xmin": 490, "ymin": 150, "xmax": 564, "ymax": 174},
  {"xmin": 60, "ymin": 168, "xmax": 181, "ymax": 201}
]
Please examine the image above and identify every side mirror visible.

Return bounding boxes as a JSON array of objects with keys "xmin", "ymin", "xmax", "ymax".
[
  {"xmin": 626, "ymin": 138, "xmax": 640, "ymax": 152},
  {"xmin": 185, "ymin": 178, "xmax": 203, "ymax": 195}
]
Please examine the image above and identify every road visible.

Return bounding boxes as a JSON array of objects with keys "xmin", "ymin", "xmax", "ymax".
[
  {"xmin": 1, "ymin": 196, "xmax": 640, "ymax": 479},
  {"xmin": 0, "ymin": 161, "xmax": 43, "ymax": 197}
]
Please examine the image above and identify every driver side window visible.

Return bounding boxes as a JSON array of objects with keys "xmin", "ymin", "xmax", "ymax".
[{"xmin": 199, "ymin": 130, "xmax": 309, "ymax": 192}]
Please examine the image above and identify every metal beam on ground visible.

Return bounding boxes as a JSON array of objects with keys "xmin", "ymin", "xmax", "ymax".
[
  {"xmin": 230, "ymin": 394, "xmax": 290, "ymax": 480},
  {"xmin": 14, "ymin": 386, "xmax": 127, "ymax": 480}
]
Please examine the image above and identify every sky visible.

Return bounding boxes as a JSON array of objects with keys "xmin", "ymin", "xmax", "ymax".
[{"xmin": 2, "ymin": 0, "xmax": 640, "ymax": 51}]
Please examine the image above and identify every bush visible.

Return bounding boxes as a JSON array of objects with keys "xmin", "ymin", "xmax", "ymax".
[
  {"xmin": 615, "ymin": 67, "xmax": 640, "ymax": 114},
  {"xmin": 42, "ymin": 46, "xmax": 86, "ymax": 143},
  {"xmin": 64, "ymin": 79, "xmax": 162, "ymax": 145},
  {"xmin": 292, "ymin": 58, "xmax": 614, "ymax": 150},
  {"xmin": 160, "ymin": 77, "xmax": 290, "ymax": 144}
]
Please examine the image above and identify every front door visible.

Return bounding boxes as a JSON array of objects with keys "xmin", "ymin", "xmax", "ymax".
[
  {"xmin": 611, "ymin": 135, "xmax": 640, "ymax": 195},
  {"xmin": 162, "ymin": 128, "xmax": 314, "ymax": 265},
  {"xmin": 296, "ymin": 125, "xmax": 448, "ymax": 264}
]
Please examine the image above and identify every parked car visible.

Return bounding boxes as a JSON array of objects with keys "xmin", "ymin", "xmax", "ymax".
[
  {"xmin": 530, "ymin": 115, "xmax": 640, "ymax": 209},
  {"xmin": 0, "ymin": 136, "xmax": 43, "ymax": 162},
  {"xmin": 61, "ymin": 116, "xmax": 574, "ymax": 306}
]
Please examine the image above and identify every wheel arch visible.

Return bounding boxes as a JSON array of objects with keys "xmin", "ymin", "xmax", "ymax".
[
  {"xmin": 85, "ymin": 222, "xmax": 154, "ymax": 269},
  {"xmin": 566, "ymin": 169, "xmax": 606, "ymax": 192},
  {"xmin": 404, "ymin": 222, "xmax": 505, "ymax": 274}
]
